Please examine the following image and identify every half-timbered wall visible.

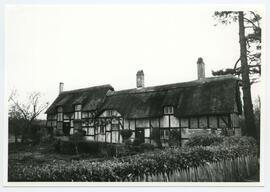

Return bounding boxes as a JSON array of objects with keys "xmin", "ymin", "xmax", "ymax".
[
  {"xmin": 95, "ymin": 110, "xmax": 123, "ymax": 143},
  {"xmin": 47, "ymin": 110, "xmax": 241, "ymax": 146}
]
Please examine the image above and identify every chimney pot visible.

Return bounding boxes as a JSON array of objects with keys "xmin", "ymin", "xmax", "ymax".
[
  {"xmin": 59, "ymin": 82, "xmax": 64, "ymax": 94},
  {"xmin": 197, "ymin": 57, "xmax": 205, "ymax": 80},
  {"xmin": 136, "ymin": 70, "xmax": 144, "ymax": 88}
]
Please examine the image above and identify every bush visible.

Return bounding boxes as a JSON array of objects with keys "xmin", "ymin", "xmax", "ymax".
[
  {"xmin": 132, "ymin": 138, "xmax": 141, "ymax": 146},
  {"xmin": 53, "ymin": 139, "xmax": 61, "ymax": 153},
  {"xmin": 168, "ymin": 129, "xmax": 181, "ymax": 147},
  {"xmin": 139, "ymin": 143, "xmax": 155, "ymax": 152},
  {"xmin": 8, "ymin": 136, "xmax": 258, "ymax": 182},
  {"xmin": 185, "ymin": 133, "xmax": 224, "ymax": 147},
  {"xmin": 106, "ymin": 143, "xmax": 127, "ymax": 157},
  {"xmin": 54, "ymin": 140, "xmax": 107, "ymax": 155},
  {"xmin": 120, "ymin": 130, "xmax": 133, "ymax": 140},
  {"xmin": 222, "ymin": 136, "xmax": 257, "ymax": 147},
  {"xmin": 151, "ymin": 129, "xmax": 162, "ymax": 148}
]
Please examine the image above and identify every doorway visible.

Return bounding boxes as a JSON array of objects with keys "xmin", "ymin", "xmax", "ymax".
[
  {"xmin": 63, "ymin": 122, "xmax": 71, "ymax": 136},
  {"xmin": 135, "ymin": 128, "xmax": 145, "ymax": 144}
]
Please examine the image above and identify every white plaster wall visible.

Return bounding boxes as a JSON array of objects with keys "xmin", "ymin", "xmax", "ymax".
[
  {"xmin": 96, "ymin": 134, "xmax": 105, "ymax": 142},
  {"xmin": 160, "ymin": 116, "xmax": 169, "ymax": 127},
  {"xmin": 209, "ymin": 116, "xmax": 218, "ymax": 128},
  {"xmin": 190, "ymin": 117, "xmax": 198, "ymax": 129},
  {"xmin": 124, "ymin": 119, "xmax": 129, "ymax": 129},
  {"xmin": 106, "ymin": 132, "xmax": 111, "ymax": 143},
  {"xmin": 181, "ymin": 118, "xmax": 189, "ymax": 127},
  {"xmin": 136, "ymin": 119, "xmax": 149, "ymax": 127},
  {"xmin": 130, "ymin": 120, "xmax": 135, "ymax": 130},
  {"xmin": 111, "ymin": 131, "xmax": 119, "ymax": 143},
  {"xmin": 199, "ymin": 116, "xmax": 208, "ymax": 128},
  {"xmin": 84, "ymin": 136, "xmax": 95, "ymax": 141},
  {"xmin": 150, "ymin": 118, "xmax": 159, "ymax": 127},
  {"xmin": 170, "ymin": 116, "xmax": 179, "ymax": 127}
]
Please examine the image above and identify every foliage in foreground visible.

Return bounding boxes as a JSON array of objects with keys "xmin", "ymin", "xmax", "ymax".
[
  {"xmin": 185, "ymin": 134, "xmax": 257, "ymax": 148},
  {"xmin": 8, "ymin": 136, "xmax": 258, "ymax": 182},
  {"xmin": 124, "ymin": 155, "xmax": 259, "ymax": 182}
]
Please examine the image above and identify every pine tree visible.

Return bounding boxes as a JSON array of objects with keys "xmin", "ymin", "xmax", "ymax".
[{"xmin": 213, "ymin": 11, "xmax": 261, "ymax": 139}]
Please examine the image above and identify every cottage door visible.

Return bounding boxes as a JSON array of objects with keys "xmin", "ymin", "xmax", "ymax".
[
  {"xmin": 135, "ymin": 128, "xmax": 145, "ymax": 144},
  {"xmin": 63, "ymin": 122, "xmax": 71, "ymax": 136}
]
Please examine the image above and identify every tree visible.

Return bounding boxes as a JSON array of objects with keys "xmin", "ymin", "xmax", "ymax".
[
  {"xmin": 8, "ymin": 105, "xmax": 25, "ymax": 143},
  {"xmin": 8, "ymin": 90, "xmax": 49, "ymax": 143},
  {"xmin": 212, "ymin": 11, "xmax": 261, "ymax": 83},
  {"xmin": 213, "ymin": 11, "xmax": 261, "ymax": 140},
  {"xmin": 254, "ymin": 96, "xmax": 261, "ymax": 143}
]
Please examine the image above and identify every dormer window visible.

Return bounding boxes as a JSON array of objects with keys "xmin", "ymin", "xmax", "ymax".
[
  {"xmin": 164, "ymin": 106, "xmax": 174, "ymax": 115},
  {"xmin": 106, "ymin": 110, "xmax": 113, "ymax": 117},
  {"xmin": 74, "ymin": 104, "xmax": 82, "ymax": 120},
  {"xmin": 57, "ymin": 106, "xmax": 63, "ymax": 121}
]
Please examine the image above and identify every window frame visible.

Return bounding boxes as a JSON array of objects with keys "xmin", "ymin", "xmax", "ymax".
[
  {"xmin": 74, "ymin": 104, "xmax": 82, "ymax": 120},
  {"xmin": 57, "ymin": 106, "xmax": 63, "ymax": 121},
  {"xmin": 160, "ymin": 129, "xmax": 170, "ymax": 140},
  {"xmin": 163, "ymin": 106, "xmax": 174, "ymax": 115},
  {"xmin": 99, "ymin": 125, "xmax": 105, "ymax": 135}
]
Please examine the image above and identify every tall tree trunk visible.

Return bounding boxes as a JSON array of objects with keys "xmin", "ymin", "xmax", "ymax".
[
  {"xmin": 22, "ymin": 121, "xmax": 31, "ymax": 143},
  {"xmin": 14, "ymin": 133, "xmax": 18, "ymax": 144},
  {"xmin": 238, "ymin": 11, "xmax": 257, "ymax": 139}
]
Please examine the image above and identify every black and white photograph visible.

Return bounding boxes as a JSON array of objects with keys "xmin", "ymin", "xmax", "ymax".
[{"xmin": 3, "ymin": 2, "xmax": 266, "ymax": 186}]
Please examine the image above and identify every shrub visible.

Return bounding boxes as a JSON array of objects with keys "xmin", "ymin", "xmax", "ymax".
[
  {"xmin": 106, "ymin": 143, "xmax": 127, "ymax": 157},
  {"xmin": 139, "ymin": 143, "xmax": 155, "ymax": 152},
  {"xmin": 185, "ymin": 133, "xmax": 223, "ymax": 147},
  {"xmin": 120, "ymin": 130, "xmax": 133, "ymax": 140},
  {"xmin": 222, "ymin": 136, "xmax": 257, "ymax": 147},
  {"xmin": 8, "ymin": 136, "xmax": 258, "ymax": 182},
  {"xmin": 53, "ymin": 139, "xmax": 61, "ymax": 153},
  {"xmin": 168, "ymin": 129, "xmax": 181, "ymax": 147},
  {"xmin": 151, "ymin": 129, "xmax": 162, "ymax": 148},
  {"xmin": 55, "ymin": 129, "xmax": 61, "ymax": 136},
  {"xmin": 54, "ymin": 140, "xmax": 107, "ymax": 155},
  {"xmin": 132, "ymin": 138, "xmax": 141, "ymax": 146}
]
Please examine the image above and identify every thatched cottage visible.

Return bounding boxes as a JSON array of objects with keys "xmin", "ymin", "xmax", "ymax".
[{"xmin": 46, "ymin": 58, "xmax": 242, "ymax": 146}]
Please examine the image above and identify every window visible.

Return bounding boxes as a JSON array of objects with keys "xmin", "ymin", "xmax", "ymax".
[
  {"xmin": 112, "ymin": 118, "xmax": 118, "ymax": 125},
  {"xmin": 57, "ymin": 107, "xmax": 63, "ymax": 121},
  {"xmin": 74, "ymin": 104, "xmax": 82, "ymax": 120},
  {"xmin": 99, "ymin": 125, "xmax": 105, "ymax": 134},
  {"xmin": 105, "ymin": 110, "xmax": 120, "ymax": 117},
  {"xmin": 89, "ymin": 127, "xmax": 95, "ymax": 135},
  {"xmin": 145, "ymin": 128, "xmax": 150, "ymax": 138},
  {"xmin": 106, "ymin": 110, "xmax": 113, "ymax": 117},
  {"xmin": 82, "ymin": 112, "xmax": 88, "ymax": 118},
  {"xmin": 112, "ymin": 124, "xmax": 119, "ymax": 131},
  {"xmin": 160, "ymin": 129, "xmax": 169, "ymax": 140},
  {"xmin": 164, "ymin": 106, "xmax": 174, "ymax": 115}
]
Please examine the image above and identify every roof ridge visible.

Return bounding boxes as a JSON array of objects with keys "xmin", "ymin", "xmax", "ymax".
[
  {"xmin": 107, "ymin": 75, "xmax": 238, "ymax": 96},
  {"xmin": 60, "ymin": 84, "xmax": 113, "ymax": 94}
]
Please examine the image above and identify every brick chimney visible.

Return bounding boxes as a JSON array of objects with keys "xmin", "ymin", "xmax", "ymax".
[
  {"xmin": 136, "ymin": 70, "xmax": 144, "ymax": 88},
  {"xmin": 197, "ymin": 57, "xmax": 205, "ymax": 80},
  {"xmin": 59, "ymin": 82, "xmax": 64, "ymax": 94}
]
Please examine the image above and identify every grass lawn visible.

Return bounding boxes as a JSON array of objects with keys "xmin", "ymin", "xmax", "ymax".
[{"xmin": 8, "ymin": 141, "xmax": 111, "ymax": 167}]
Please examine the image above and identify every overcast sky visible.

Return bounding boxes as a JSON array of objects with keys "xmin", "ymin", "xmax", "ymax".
[{"xmin": 5, "ymin": 5, "xmax": 264, "ymax": 119}]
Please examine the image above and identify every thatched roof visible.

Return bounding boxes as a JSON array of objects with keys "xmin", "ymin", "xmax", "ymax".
[
  {"xmin": 99, "ymin": 75, "xmax": 242, "ymax": 119},
  {"xmin": 45, "ymin": 84, "xmax": 114, "ymax": 114}
]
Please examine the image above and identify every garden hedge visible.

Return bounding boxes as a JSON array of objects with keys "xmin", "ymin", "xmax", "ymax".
[{"xmin": 8, "ymin": 136, "xmax": 258, "ymax": 181}]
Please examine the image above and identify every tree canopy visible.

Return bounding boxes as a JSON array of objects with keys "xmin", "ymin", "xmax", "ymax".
[
  {"xmin": 212, "ymin": 11, "xmax": 261, "ymax": 85},
  {"xmin": 213, "ymin": 11, "xmax": 262, "ymax": 140}
]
